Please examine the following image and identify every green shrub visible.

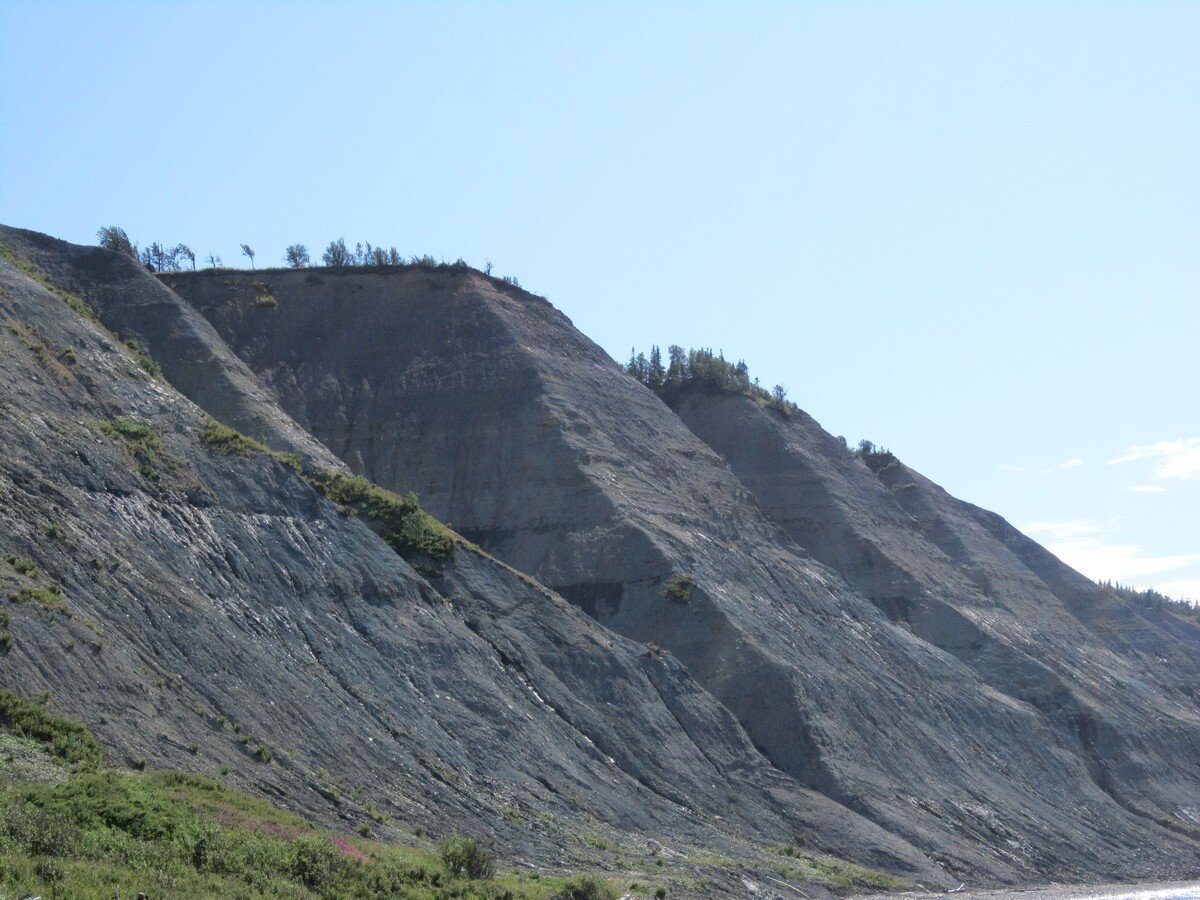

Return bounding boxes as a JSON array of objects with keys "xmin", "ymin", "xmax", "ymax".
[
  {"xmin": 200, "ymin": 419, "xmax": 267, "ymax": 457},
  {"xmin": 267, "ymin": 449, "xmax": 303, "ymax": 473},
  {"xmin": 438, "ymin": 834, "xmax": 494, "ymax": 879},
  {"xmin": 0, "ymin": 688, "xmax": 102, "ymax": 766},
  {"xmin": 9, "ymin": 585, "xmax": 66, "ymax": 610},
  {"xmin": 551, "ymin": 874, "xmax": 618, "ymax": 900},
  {"xmin": 123, "ymin": 339, "xmax": 163, "ymax": 379},
  {"xmin": 664, "ymin": 575, "xmax": 693, "ymax": 604},
  {"xmin": 98, "ymin": 417, "xmax": 157, "ymax": 444},
  {"xmin": 33, "ymin": 856, "xmax": 64, "ymax": 883},
  {"xmin": 0, "ymin": 804, "xmax": 82, "ymax": 857},
  {"xmin": 33, "ymin": 769, "xmax": 189, "ymax": 840},
  {"xmin": 288, "ymin": 832, "xmax": 345, "ymax": 889},
  {"xmin": 6, "ymin": 556, "xmax": 38, "ymax": 576},
  {"xmin": 853, "ymin": 440, "xmax": 899, "ymax": 475},
  {"xmin": 94, "ymin": 417, "xmax": 173, "ymax": 482},
  {"xmin": 252, "ymin": 281, "xmax": 278, "ymax": 307},
  {"xmin": 310, "ymin": 471, "xmax": 455, "ymax": 561}
]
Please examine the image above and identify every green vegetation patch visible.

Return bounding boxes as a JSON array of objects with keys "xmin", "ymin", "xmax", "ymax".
[
  {"xmin": 853, "ymin": 440, "xmax": 899, "ymax": 476},
  {"xmin": 0, "ymin": 761, "xmax": 612, "ymax": 899},
  {"xmin": 253, "ymin": 282, "xmax": 278, "ymax": 307},
  {"xmin": 123, "ymin": 339, "xmax": 163, "ymax": 379},
  {"xmin": 9, "ymin": 585, "xmax": 66, "ymax": 612},
  {"xmin": 0, "ymin": 243, "xmax": 100, "ymax": 324},
  {"xmin": 0, "ymin": 688, "xmax": 101, "ymax": 767},
  {"xmin": 201, "ymin": 418, "xmax": 269, "ymax": 457},
  {"xmin": 198, "ymin": 418, "xmax": 303, "ymax": 472},
  {"xmin": 196, "ymin": 418, "xmax": 454, "ymax": 561},
  {"xmin": 309, "ymin": 471, "xmax": 455, "ymax": 561},
  {"xmin": 4, "ymin": 556, "xmax": 67, "ymax": 612},
  {"xmin": 4, "ymin": 556, "xmax": 37, "ymax": 577},
  {"xmin": 626, "ymin": 345, "xmax": 798, "ymax": 416},
  {"xmin": 768, "ymin": 844, "xmax": 911, "ymax": 890},
  {"xmin": 663, "ymin": 576, "xmax": 693, "ymax": 604},
  {"xmin": 438, "ymin": 834, "xmax": 495, "ymax": 880},
  {"xmin": 92, "ymin": 416, "xmax": 177, "ymax": 482}
]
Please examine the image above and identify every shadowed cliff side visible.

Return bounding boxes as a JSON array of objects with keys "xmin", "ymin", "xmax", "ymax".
[{"xmin": 666, "ymin": 385, "xmax": 1200, "ymax": 844}]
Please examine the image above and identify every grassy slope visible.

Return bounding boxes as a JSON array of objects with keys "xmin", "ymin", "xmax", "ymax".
[
  {"xmin": 0, "ymin": 689, "xmax": 618, "ymax": 899},
  {"xmin": 0, "ymin": 694, "xmax": 907, "ymax": 899}
]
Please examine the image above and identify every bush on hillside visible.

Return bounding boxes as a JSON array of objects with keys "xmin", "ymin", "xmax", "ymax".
[
  {"xmin": 438, "ymin": 834, "xmax": 494, "ymax": 880},
  {"xmin": 550, "ymin": 874, "xmax": 618, "ymax": 900},
  {"xmin": 310, "ymin": 471, "xmax": 455, "ymax": 561}
]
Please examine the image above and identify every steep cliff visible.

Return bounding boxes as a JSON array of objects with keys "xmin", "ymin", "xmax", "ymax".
[
  {"xmin": 0, "ymin": 225, "xmax": 935, "ymax": 896},
  {"xmin": 163, "ymin": 263, "xmax": 1200, "ymax": 884},
  {"xmin": 670, "ymin": 387, "xmax": 1200, "ymax": 841}
]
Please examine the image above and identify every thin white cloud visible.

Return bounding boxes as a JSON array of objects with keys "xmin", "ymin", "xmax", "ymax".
[
  {"xmin": 1023, "ymin": 518, "xmax": 1199, "ymax": 583},
  {"xmin": 1040, "ymin": 458, "xmax": 1083, "ymax": 475},
  {"xmin": 1045, "ymin": 539, "xmax": 1199, "ymax": 582},
  {"xmin": 1022, "ymin": 519, "xmax": 1106, "ymax": 541},
  {"xmin": 1000, "ymin": 458, "xmax": 1084, "ymax": 476},
  {"xmin": 1143, "ymin": 579, "xmax": 1200, "ymax": 603},
  {"xmin": 1108, "ymin": 437, "xmax": 1200, "ymax": 480},
  {"xmin": 1127, "ymin": 485, "xmax": 1166, "ymax": 493}
]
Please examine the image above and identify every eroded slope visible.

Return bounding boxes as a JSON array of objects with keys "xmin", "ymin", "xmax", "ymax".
[
  {"xmin": 0, "ymin": 226, "xmax": 933, "ymax": 895},
  {"xmin": 164, "ymin": 264, "xmax": 1200, "ymax": 883},
  {"xmin": 668, "ymin": 386, "xmax": 1200, "ymax": 840}
]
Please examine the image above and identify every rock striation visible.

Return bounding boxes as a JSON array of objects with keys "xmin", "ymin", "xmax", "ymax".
[
  {"xmin": 1, "ymin": 225, "xmax": 938, "ymax": 895},
  {"xmin": 158, "ymin": 261, "xmax": 1200, "ymax": 884}
]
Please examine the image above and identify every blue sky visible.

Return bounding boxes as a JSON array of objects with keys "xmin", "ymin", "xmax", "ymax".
[{"xmin": 3, "ymin": 2, "xmax": 1197, "ymax": 599}]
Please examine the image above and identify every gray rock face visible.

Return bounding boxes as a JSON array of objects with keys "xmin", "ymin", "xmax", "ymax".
[
  {"xmin": 162, "ymin": 264, "xmax": 1200, "ymax": 884},
  {"xmin": 0, "ymin": 226, "xmax": 938, "ymax": 895},
  {"xmin": 669, "ymin": 388, "xmax": 1200, "ymax": 834}
]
